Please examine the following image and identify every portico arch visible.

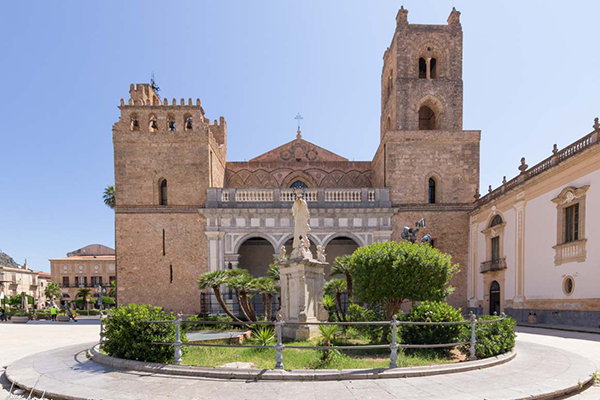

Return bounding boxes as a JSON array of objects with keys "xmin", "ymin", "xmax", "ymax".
[
  {"xmin": 237, "ymin": 237, "xmax": 277, "ymax": 278},
  {"xmin": 233, "ymin": 232, "xmax": 278, "ymax": 254}
]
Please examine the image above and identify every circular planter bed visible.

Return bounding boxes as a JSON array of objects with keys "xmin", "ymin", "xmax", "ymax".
[
  {"xmin": 56, "ymin": 315, "xmax": 70, "ymax": 322},
  {"xmin": 11, "ymin": 316, "xmax": 30, "ymax": 324}
]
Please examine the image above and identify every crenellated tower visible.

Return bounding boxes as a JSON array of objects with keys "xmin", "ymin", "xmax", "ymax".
[{"xmin": 113, "ymin": 83, "xmax": 226, "ymax": 314}]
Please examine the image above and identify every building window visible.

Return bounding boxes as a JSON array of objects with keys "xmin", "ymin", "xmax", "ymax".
[
  {"xmin": 149, "ymin": 115, "xmax": 158, "ymax": 132},
  {"xmin": 167, "ymin": 116, "xmax": 176, "ymax": 131},
  {"xmin": 418, "ymin": 106, "xmax": 436, "ymax": 130},
  {"xmin": 184, "ymin": 115, "xmax": 193, "ymax": 131},
  {"xmin": 563, "ymin": 276, "xmax": 574, "ymax": 296},
  {"xmin": 91, "ymin": 276, "xmax": 102, "ymax": 287},
  {"xmin": 490, "ymin": 215, "xmax": 503, "ymax": 227},
  {"xmin": 62, "ymin": 276, "xmax": 69, "ymax": 287},
  {"xmin": 159, "ymin": 179, "xmax": 168, "ymax": 206},
  {"xmin": 290, "ymin": 181, "xmax": 308, "ymax": 189},
  {"xmin": 130, "ymin": 114, "xmax": 140, "ymax": 131},
  {"xmin": 565, "ymin": 204, "xmax": 579, "ymax": 243},
  {"xmin": 109, "ymin": 276, "xmax": 116, "ymax": 284},
  {"xmin": 418, "ymin": 58, "xmax": 427, "ymax": 79},
  {"xmin": 491, "ymin": 236, "xmax": 500, "ymax": 261},
  {"xmin": 552, "ymin": 185, "xmax": 589, "ymax": 266},
  {"xmin": 428, "ymin": 178, "xmax": 436, "ymax": 204},
  {"xmin": 430, "ymin": 58, "xmax": 437, "ymax": 78}
]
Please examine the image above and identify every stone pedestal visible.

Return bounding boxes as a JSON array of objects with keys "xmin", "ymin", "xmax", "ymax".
[{"xmin": 279, "ymin": 257, "xmax": 328, "ymax": 340}]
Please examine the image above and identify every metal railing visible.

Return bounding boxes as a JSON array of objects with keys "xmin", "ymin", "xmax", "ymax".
[{"xmin": 138, "ymin": 313, "xmax": 507, "ymax": 369}]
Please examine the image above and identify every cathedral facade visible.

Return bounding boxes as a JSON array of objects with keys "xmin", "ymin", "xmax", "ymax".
[{"xmin": 113, "ymin": 8, "xmax": 480, "ymax": 315}]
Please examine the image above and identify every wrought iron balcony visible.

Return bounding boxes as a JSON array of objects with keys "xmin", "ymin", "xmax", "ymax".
[{"xmin": 480, "ymin": 258, "xmax": 507, "ymax": 273}]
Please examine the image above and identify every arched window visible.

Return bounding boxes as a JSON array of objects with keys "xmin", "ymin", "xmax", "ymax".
[
  {"xmin": 130, "ymin": 115, "xmax": 140, "ymax": 131},
  {"xmin": 184, "ymin": 115, "xmax": 193, "ymax": 131},
  {"xmin": 419, "ymin": 106, "xmax": 436, "ymax": 130},
  {"xmin": 418, "ymin": 58, "xmax": 427, "ymax": 79},
  {"xmin": 149, "ymin": 115, "xmax": 158, "ymax": 132},
  {"xmin": 428, "ymin": 178, "xmax": 436, "ymax": 204},
  {"xmin": 159, "ymin": 179, "xmax": 168, "ymax": 206},
  {"xmin": 430, "ymin": 58, "xmax": 437, "ymax": 78},
  {"xmin": 167, "ymin": 116, "xmax": 176, "ymax": 131},
  {"xmin": 290, "ymin": 181, "xmax": 308, "ymax": 189},
  {"xmin": 490, "ymin": 215, "xmax": 503, "ymax": 227}
]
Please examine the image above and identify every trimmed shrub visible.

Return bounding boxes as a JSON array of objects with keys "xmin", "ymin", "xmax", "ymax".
[
  {"xmin": 346, "ymin": 304, "xmax": 383, "ymax": 342},
  {"xmin": 101, "ymin": 296, "xmax": 116, "ymax": 306},
  {"xmin": 401, "ymin": 301, "xmax": 466, "ymax": 356},
  {"xmin": 76, "ymin": 297, "xmax": 97, "ymax": 306},
  {"xmin": 102, "ymin": 304, "xmax": 184, "ymax": 363},
  {"xmin": 462, "ymin": 315, "xmax": 516, "ymax": 358}
]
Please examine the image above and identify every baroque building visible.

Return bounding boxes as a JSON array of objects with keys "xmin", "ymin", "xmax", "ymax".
[
  {"xmin": 469, "ymin": 123, "xmax": 600, "ymax": 326},
  {"xmin": 113, "ymin": 8, "xmax": 480, "ymax": 315}
]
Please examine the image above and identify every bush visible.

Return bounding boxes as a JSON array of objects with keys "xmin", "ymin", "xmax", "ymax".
[
  {"xmin": 461, "ymin": 315, "xmax": 516, "ymax": 358},
  {"xmin": 8, "ymin": 294, "xmax": 34, "ymax": 307},
  {"xmin": 347, "ymin": 304, "xmax": 383, "ymax": 342},
  {"xmin": 350, "ymin": 241, "xmax": 458, "ymax": 320},
  {"xmin": 251, "ymin": 325, "xmax": 276, "ymax": 347},
  {"xmin": 76, "ymin": 297, "xmax": 97, "ymax": 306},
  {"xmin": 401, "ymin": 301, "xmax": 466, "ymax": 357},
  {"xmin": 102, "ymin": 304, "xmax": 185, "ymax": 363},
  {"xmin": 182, "ymin": 315, "xmax": 241, "ymax": 332}
]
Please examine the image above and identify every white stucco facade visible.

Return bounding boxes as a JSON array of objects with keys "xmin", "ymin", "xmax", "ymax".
[{"xmin": 468, "ymin": 128, "xmax": 600, "ymax": 326}]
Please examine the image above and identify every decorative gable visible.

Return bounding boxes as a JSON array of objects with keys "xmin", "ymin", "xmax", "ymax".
[{"xmin": 249, "ymin": 137, "xmax": 348, "ymax": 163}]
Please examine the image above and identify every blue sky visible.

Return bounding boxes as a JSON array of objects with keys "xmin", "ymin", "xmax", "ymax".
[{"xmin": 1, "ymin": 1, "xmax": 599, "ymax": 272}]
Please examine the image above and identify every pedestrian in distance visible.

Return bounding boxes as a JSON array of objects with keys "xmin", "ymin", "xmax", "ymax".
[{"xmin": 50, "ymin": 306, "xmax": 57, "ymax": 321}]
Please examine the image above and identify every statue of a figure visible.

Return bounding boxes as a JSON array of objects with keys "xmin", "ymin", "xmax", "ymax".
[
  {"xmin": 292, "ymin": 193, "xmax": 311, "ymax": 254},
  {"xmin": 316, "ymin": 245, "xmax": 326, "ymax": 262},
  {"xmin": 300, "ymin": 237, "xmax": 313, "ymax": 260},
  {"xmin": 278, "ymin": 245, "xmax": 287, "ymax": 261}
]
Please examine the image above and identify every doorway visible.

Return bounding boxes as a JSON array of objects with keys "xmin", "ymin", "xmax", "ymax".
[{"xmin": 489, "ymin": 281, "xmax": 501, "ymax": 315}]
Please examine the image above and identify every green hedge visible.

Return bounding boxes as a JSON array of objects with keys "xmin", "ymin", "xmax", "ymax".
[
  {"xmin": 462, "ymin": 315, "xmax": 516, "ymax": 358},
  {"xmin": 401, "ymin": 301, "xmax": 466, "ymax": 357},
  {"xmin": 102, "ymin": 304, "xmax": 185, "ymax": 363},
  {"xmin": 346, "ymin": 304, "xmax": 383, "ymax": 342}
]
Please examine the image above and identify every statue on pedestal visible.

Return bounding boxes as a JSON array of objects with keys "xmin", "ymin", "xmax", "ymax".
[{"xmin": 291, "ymin": 192, "xmax": 311, "ymax": 258}]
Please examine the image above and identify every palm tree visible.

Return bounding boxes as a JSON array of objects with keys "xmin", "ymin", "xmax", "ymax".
[
  {"xmin": 197, "ymin": 271, "xmax": 244, "ymax": 324},
  {"xmin": 324, "ymin": 279, "xmax": 347, "ymax": 322},
  {"xmin": 108, "ymin": 280, "xmax": 116, "ymax": 297},
  {"xmin": 103, "ymin": 185, "xmax": 115, "ymax": 209},
  {"xmin": 44, "ymin": 282, "xmax": 62, "ymax": 304},
  {"xmin": 226, "ymin": 270, "xmax": 257, "ymax": 322},
  {"xmin": 330, "ymin": 254, "xmax": 353, "ymax": 302},
  {"xmin": 255, "ymin": 277, "xmax": 279, "ymax": 320}
]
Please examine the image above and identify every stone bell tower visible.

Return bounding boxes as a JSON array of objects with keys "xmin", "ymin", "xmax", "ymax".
[{"xmin": 372, "ymin": 8, "xmax": 481, "ymax": 310}]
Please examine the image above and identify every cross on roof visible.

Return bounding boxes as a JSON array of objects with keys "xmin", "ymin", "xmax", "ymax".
[{"xmin": 295, "ymin": 113, "xmax": 303, "ymax": 139}]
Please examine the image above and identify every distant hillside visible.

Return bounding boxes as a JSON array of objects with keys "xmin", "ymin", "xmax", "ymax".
[{"xmin": 0, "ymin": 252, "xmax": 21, "ymax": 268}]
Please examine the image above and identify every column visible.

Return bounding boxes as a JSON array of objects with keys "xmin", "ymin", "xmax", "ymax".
[{"xmin": 513, "ymin": 199, "xmax": 526, "ymax": 306}]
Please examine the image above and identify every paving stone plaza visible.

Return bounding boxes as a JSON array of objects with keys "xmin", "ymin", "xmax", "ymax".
[{"xmin": 1, "ymin": 320, "xmax": 599, "ymax": 400}]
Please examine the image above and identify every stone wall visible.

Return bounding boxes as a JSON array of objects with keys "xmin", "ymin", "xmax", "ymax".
[
  {"xmin": 116, "ymin": 211, "xmax": 207, "ymax": 315},
  {"xmin": 392, "ymin": 209, "xmax": 470, "ymax": 311}
]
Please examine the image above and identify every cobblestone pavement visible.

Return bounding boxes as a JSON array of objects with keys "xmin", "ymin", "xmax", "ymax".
[{"xmin": 2, "ymin": 322, "xmax": 599, "ymax": 400}]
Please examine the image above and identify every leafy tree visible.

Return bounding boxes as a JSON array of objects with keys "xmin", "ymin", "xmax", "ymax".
[
  {"xmin": 108, "ymin": 280, "xmax": 116, "ymax": 297},
  {"xmin": 44, "ymin": 282, "xmax": 62, "ymax": 302},
  {"xmin": 351, "ymin": 241, "xmax": 458, "ymax": 321},
  {"xmin": 76, "ymin": 296, "xmax": 97, "ymax": 306},
  {"xmin": 103, "ymin": 185, "xmax": 115, "ymax": 209},
  {"xmin": 330, "ymin": 254, "xmax": 354, "ymax": 302},
  {"xmin": 324, "ymin": 279, "xmax": 347, "ymax": 322},
  {"xmin": 77, "ymin": 288, "xmax": 92, "ymax": 299},
  {"xmin": 101, "ymin": 296, "xmax": 116, "ymax": 306},
  {"xmin": 9, "ymin": 294, "xmax": 34, "ymax": 307},
  {"xmin": 197, "ymin": 271, "xmax": 244, "ymax": 324}
]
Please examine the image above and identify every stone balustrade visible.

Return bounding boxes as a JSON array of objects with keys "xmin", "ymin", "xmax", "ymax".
[
  {"xmin": 207, "ymin": 188, "xmax": 390, "ymax": 208},
  {"xmin": 480, "ymin": 258, "xmax": 507, "ymax": 273}
]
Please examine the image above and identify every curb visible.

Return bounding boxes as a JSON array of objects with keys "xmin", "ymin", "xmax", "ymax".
[
  {"xmin": 90, "ymin": 344, "xmax": 516, "ymax": 381},
  {"xmin": 518, "ymin": 323, "xmax": 600, "ymax": 335}
]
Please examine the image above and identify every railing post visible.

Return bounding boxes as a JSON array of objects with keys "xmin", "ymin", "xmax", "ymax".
[
  {"xmin": 174, "ymin": 313, "xmax": 183, "ymax": 365},
  {"xmin": 274, "ymin": 313, "xmax": 284, "ymax": 369},
  {"xmin": 99, "ymin": 311, "xmax": 105, "ymax": 346},
  {"xmin": 389, "ymin": 314, "xmax": 399, "ymax": 368},
  {"xmin": 469, "ymin": 312, "xmax": 477, "ymax": 361}
]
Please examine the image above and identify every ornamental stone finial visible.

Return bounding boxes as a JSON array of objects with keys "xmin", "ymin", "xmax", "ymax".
[
  {"xmin": 552, "ymin": 144, "xmax": 558, "ymax": 155},
  {"xmin": 519, "ymin": 157, "xmax": 528, "ymax": 174},
  {"xmin": 594, "ymin": 117, "xmax": 600, "ymax": 132}
]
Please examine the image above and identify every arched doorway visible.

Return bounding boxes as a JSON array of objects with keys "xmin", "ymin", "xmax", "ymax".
[
  {"xmin": 489, "ymin": 281, "xmax": 501, "ymax": 315},
  {"xmin": 238, "ymin": 237, "xmax": 275, "ymax": 278},
  {"xmin": 325, "ymin": 237, "xmax": 360, "ymax": 278}
]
